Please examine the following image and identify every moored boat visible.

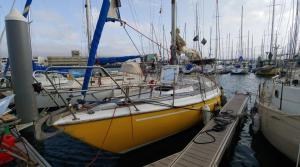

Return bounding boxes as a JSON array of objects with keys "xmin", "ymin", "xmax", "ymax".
[
  {"xmin": 255, "ymin": 65, "xmax": 279, "ymax": 76},
  {"xmin": 35, "ymin": 0, "xmax": 223, "ymax": 154},
  {"xmin": 52, "ymin": 65, "xmax": 221, "ymax": 153},
  {"xmin": 254, "ymin": 64, "xmax": 300, "ymax": 162},
  {"xmin": 231, "ymin": 63, "xmax": 248, "ymax": 75}
]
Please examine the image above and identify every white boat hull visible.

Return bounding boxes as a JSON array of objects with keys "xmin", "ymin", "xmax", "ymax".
[
  {"xmin": 258, "ymin": 101, "xmax": 300, "ymax": 162},
  {"xmin": 230, "ymin": 68, "xmax": 248, "ymax": 74}
]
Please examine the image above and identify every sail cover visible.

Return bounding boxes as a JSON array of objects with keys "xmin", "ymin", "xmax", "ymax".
[
  {"xmin": 120, "ymin": 62, "xmax": 143, "ymax": 75},
  {"xmin": 107, "ymin": 0, "xmax": 121, "ymax": 21},
  {"xmin": 96, "ymin": 55, "xmax": 140, "ymax": 65}
]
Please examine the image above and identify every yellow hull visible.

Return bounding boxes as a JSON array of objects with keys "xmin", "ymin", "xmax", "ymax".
[{"xmin": 58, "ymin": 96, "xmax": 221, "ymax": 153}]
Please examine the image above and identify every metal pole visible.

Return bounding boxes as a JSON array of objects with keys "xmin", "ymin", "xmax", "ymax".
[
  {"xmin": 215, "ymin": 0, "xmax": 219, "ymax": 59},
  {"xmin": 251, "ymin": 34, "xmax": 254, "ymax": 61},
  {"xmin": 228, "ymin": 33, "xmax": 231, "ymax": 59},
  {"xmin": 247, "ymin": 30, "xmax": 250, "ymax": 60},
  {"xmin": 231, "ymin": 39, "xmax": 233, "ymax": 60},
  {"xmin": 184, "ymin": 22, "xmax": 187, "ymax": 42},
  {"xmin": 270, "ymin": 0, "xmax": 276, "ymax": 55},
  {"xmin": 241, "ymin": 6, "xmax": 244, "ymax": 56},
  {"xmin": 279, "ymin": 82, "xmax": 284, "ymax": 110},
  {"xmin": 209, "ymin": 27, "xmax": 212, "ymax": 58},
  {"xmin": 85, "ymin": 0, "xmax": 92, "ymax": 54},
  {"xmin": 5, "ymin": 9, "xmax": 38, "ymax": 123},
  {"xmin": 172, "ymin": 72, "xmax": 176, "ymax": 107},
  {"xmin": 170, "ymin": 0, "xmax": 177, "ymax": 65}
]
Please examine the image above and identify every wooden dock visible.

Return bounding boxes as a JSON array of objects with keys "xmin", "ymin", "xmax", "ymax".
[{"xmin": 146, "ymin": 93, "xmax": 249, "ymax": 167}]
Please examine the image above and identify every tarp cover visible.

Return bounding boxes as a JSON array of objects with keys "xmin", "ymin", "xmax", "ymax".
[
  {"xmin": 96, "ymin": 56, "xmax": 140, "ymax": 65},
  {"xmin": 120, "ymin": 62, "xmax": 143, "ymax": 75}
]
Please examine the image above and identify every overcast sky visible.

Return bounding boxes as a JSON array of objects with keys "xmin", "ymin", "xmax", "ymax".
[{"xmin": 0, "ymin": 0, "xmax": 297, "ymax": 59}]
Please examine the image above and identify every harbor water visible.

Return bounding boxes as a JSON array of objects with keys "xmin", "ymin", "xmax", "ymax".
[{"xmin": 28, "ymin": 73, "xmax": 295, "ymax": 167}]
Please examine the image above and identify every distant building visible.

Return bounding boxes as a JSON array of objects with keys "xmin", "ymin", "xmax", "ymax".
[{"xmin": 38, "ymin": 50, "xmax": 88, "ymax": 66}]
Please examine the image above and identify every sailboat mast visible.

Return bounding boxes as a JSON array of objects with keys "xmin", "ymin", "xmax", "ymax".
[
  {"xmin": 209, "ymin": 27, "xmax": 212, "ymax": 58},
  {"xmin": 261, "ymin": 37, "xmax": 264, "ymax": 57},
  {"xmin": 228, "ymin": 33, "xmax": 231, "ymax": 60},
  {"xmin": 270, "ymin": 0, "xmax": 276, "ymax": 54},
  {"xmin": 231, "ymin": 39, "xmax": 233, "ymax": 60},
  {"xmin": 163, "ymin": 25, "xmax": 165, "ymax": 61},
  {"xmin": 292, "ymin": 0, "xmax": 299, "ymax": 57},
  {"xmin": 240, "ymin": 6, "xmax": 244, "ymax": 56},
  {"xmin": 251, "ymin": 34, "xmax": 254, "ymax": 61},
  {"xmin": 247, "ymin": 30, "xmax": 249, "ymax": 60},
  {"xmin": 170, "ymin": 0, "xmax": 177, "ymax": 65},
  {"xmin": 184, "ymin": 22, "xmax": 187, "ymax": 42},
  {"xmin": 85, "ymin": 0, "xmax": 92, "ymax": 54},
  {"xmin": 215, "ymin": 0, "xmax": 219, "ymax": 59}
]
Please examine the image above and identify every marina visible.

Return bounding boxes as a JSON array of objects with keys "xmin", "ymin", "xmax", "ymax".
[{"xmin": 0, "ymin": 0, "xmax": 299, "ymax": 166}]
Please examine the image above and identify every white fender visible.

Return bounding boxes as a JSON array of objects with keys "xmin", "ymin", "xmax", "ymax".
[{"xmin": 202, "ymin": 104, "xmax": 211, "ymax": 125}]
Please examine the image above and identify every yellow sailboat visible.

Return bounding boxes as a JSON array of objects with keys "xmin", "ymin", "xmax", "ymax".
[
  {"xmin": 48, "ymin": 0, "xmax": 222, "ymax": 154},
  {"xmin": 53, "ymin": 82, "xmax": 221, "ymax": 153}
]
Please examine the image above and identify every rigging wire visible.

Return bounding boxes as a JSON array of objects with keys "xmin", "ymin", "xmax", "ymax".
[
  {"xmin": 275, "ymin": 0, "xmax": 286, "ymax": 47},
  {"xmin": 127, "ymin": 0, "xmax": 146, "ymax": 55},
  {"xmin": 281, "ymin": 0, "xmax": 292, "ymax": 53},
  {"xmin": 286, "ymin": 0, "xmax": 297, "ymax": 57},
  {"xmin": 265, "ymin": 0, "xmax": 272, "ymax": 51},
  {"xmin": 123, "ymin": 26, "xmax": 143, "ymax": 56},
  {"xmin": 86, "ymin": 107, "xmax": 118, "ymax": 167},
  {"xmin": 121, "ymin": 20, "xmax": 170, "ymax": 54},
  {"xmin": 151, "ymin": 23, "xmax": 162, "ymax": 56},
  {"xmin": 157, "ymin": 0, "xmax": 164, "ymax": 56}
]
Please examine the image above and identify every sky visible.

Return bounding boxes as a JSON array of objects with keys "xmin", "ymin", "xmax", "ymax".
[{"xmin": 0, "ymin": 0, "xmax": 297, "ymax": 59}]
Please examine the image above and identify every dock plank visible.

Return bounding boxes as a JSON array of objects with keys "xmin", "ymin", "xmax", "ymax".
[{"xmin": 145, "ymin": 153, "xmax": 180, "ymax": 167}]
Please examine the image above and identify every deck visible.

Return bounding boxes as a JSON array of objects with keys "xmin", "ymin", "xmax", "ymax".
[{"xmin": 145, "ymin": 93, "xmax": 249, "ymax": 167}]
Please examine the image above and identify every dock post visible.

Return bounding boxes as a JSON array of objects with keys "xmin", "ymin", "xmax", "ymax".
[{"xmin": 5, "ymin": 9, "xmax": 38, "ymax": 123}]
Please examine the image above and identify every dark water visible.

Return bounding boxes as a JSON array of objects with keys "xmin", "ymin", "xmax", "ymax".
[{"xmin": 30, "ymin": 73, "xmax": 295, "ymax": 167}]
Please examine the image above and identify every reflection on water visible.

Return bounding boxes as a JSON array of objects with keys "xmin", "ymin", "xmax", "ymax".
[{"xmin": 33, "ymin": 73, "xmax": 294, "ymax": 167}]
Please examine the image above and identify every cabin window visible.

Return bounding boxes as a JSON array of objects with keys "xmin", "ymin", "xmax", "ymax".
[{"xmin": 274, "ymin": 90, "xmax": 279, "ymax": 98}]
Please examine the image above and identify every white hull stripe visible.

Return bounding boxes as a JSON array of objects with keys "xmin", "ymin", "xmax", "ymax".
[{"xmin": 135, "ymin": 102, "xmax": 215, "ymax": 122}]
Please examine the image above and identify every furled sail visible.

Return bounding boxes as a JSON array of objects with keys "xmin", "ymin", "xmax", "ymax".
[{"xmin": 176, "ymin": 28, "xmax": 201, "ymax": 60}]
